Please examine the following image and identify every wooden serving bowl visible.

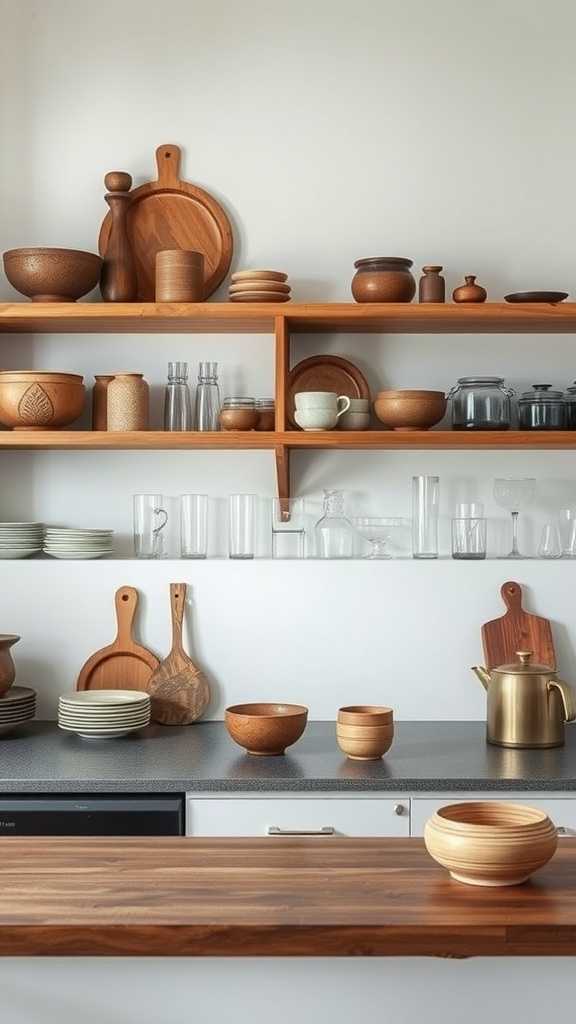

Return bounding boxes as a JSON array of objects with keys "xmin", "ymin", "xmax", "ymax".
[
  {"xmin": 424, "ymin": 801, "xmax": 558, "ymax": 887},
  {"xmin": 0, "ymin": 371, "xmax": 85, "ymax": 430},
  {"xmin": 336, "ymin": 725, "xmax": 394, "ymax": 761},
  {"xmin": 3, "ymin": 247, "xmax": 102, "ymax": 302},
  {"xmin": 225, "ymin": 703, "xmax": 308, "ymax": 755},
  {"xmin": 373, "ymin": 390, "xmax": 447, "ymax": 431},
  {"xmin": 338, "ymin": 705, "xmax": 393, "ymax": 726}
]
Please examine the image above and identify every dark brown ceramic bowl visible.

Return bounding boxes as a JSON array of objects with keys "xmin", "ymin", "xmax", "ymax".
[
  {"xmin": 3, "ymin": 248, "xmax": 102, "ymax": 302},
  {"xmin": 504, "ymin": 291, "xmax": 568, "ymax": 304},
  {"xmin": 225, "ymin": 702, "xmax": 308, "ymax": 755}
]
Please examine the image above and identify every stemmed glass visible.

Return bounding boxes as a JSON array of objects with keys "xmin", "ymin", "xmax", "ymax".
[
  {"xmin": 493, "ymin": 478, "xmax": 536, "ymax": 559},
  {"xmin": 353, "ymin": 517, "xmax": 410, "ymax": 559}
]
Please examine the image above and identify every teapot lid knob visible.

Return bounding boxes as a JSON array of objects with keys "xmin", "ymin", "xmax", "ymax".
[{"xmin": 517, "ymin": 651, "xmax": 533, "ymax": 664}]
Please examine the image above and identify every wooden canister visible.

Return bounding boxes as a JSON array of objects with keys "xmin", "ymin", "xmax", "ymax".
[
  {"xmin": 107, "ymin": 373, "xmax": 149, "ymax": 431},
  {"xmin": 92, "ymin": 374, "xmax": 115, "ymax": 430},
  {"xmin": 155, "ymin": 250, "xmax": 205, "ymax": 302}
]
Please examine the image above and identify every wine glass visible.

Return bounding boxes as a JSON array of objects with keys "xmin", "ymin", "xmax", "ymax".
[
  {"xmin": 493, "ymin": 478, "xmax": 536, "ymax": 559},
  {"xmin": 353, "ymin": 517, "xmax": 410, "ymax": 559}
]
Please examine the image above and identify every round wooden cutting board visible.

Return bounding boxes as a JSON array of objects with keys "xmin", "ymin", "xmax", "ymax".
[
  {"xmin": 287, "ymin": 355, "xmax": 370, "ymax": 428},
  {"xmin": 98, "ymin": 144, "xmax": 233, "ymax": 300}
]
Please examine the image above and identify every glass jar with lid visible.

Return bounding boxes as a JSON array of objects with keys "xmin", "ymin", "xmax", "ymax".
[
  {"xmin": 518, "ymin": 385, "xmax": 566, "ymax": 431},
  {"xmin": 219, "ymin": 397, "xmax": 258, "ymax": 431},
  {"xmin": 565, "ymin": 382, "xmax": 576, "ymax": 429},
  {"xmin": 449, "ymin": 376, "xmax": 514, "ymax": 430},
  {"xmin": 255, "ymin": 399, "xmax": 275, "ymax": 431}
]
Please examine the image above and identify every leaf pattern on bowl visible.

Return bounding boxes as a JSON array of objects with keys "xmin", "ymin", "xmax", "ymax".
[{"xmin": 18, "ymin": 384, "xmax": 54, "ymax": 425}]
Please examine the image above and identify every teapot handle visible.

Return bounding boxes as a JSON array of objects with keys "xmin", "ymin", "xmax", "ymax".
[{"xmin": 548, "ymin": 680, "xmax": 576, "ymax": 723}]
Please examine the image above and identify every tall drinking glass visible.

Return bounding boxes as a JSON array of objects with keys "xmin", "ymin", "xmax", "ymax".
[
  {"xmin": 559, "ymin": 508, "xmax": 576, "ymax": 557},
  {"xmin": 271, "ymin": 498, "xmax": 305, "ymax": 559},
  {"xmin": 229, "ymin": 494, "xmax": 257, "ymax": 559},
  {"xmin": 412, "ymin": 476, "xmax": 439, "ymax": 559},
  {"xmin": 451, "ymin": 502, "xmax": 487, "ymax": 560},
  {"xmin": 180, "ymin": 494, "xmax": 209, "ymax": 559},
  {"xmin": 133, "ymin": 494, "xmax": 169, "ymax": 559},
  {"xmin": 493, "ymin": 478, "xmax": 536, "ymax": 559}
]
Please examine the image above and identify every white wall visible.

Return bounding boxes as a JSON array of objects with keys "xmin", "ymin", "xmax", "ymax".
[{"xmin": 1, "ymin": 0, "xmax": 576, "ymax": 718}]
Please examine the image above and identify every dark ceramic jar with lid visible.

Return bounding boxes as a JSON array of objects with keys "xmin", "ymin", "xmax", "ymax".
[
  {"xmin": 518, "ymin": 385, "xmax": 566, "ymax": 430},
  {"xmin": 351, "ymin": 257, "xmax": 416, "ymax": 303}
]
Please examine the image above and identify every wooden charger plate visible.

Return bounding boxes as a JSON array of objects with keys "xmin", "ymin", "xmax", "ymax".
[
  {"xmin": 287, "ymin": 355, "xmax": 370, "ymax": 428},
  {"xmin": 99, "ymin": 144, "xmax": 233, "ymax": 300}
]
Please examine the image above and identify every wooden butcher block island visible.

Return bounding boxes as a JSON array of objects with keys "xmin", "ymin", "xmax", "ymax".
[{"xmin": 1, "ymin": 837, "xmax": 576, "ymax": 958}]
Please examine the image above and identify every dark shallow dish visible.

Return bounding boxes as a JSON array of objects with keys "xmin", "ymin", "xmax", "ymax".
[{"xmin": 504, "ymin": 291, "xmax": 568, "ymax": 304}]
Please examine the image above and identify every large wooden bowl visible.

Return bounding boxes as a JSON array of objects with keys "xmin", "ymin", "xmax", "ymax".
[
  {"xmin": 0, "ymin": 371, "xmax": 85, "ymax": 430},
  {"xmin": 424, "ymin": 801, "xmax": 558, "ymax": 887},
  {"xmin": 225, "ymin": 703, "xmax": 308, "ymax": 755},
  {"xmin": 3, "ymin": 248, "xmax": 102, "ymax": 302},
  {"xmin": 374, "ymin": 389, "xmax": 447, "ymax": 431}
]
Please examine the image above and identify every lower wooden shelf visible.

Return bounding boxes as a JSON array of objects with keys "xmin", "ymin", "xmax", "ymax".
[{"xmin": 0, "ymin": 429, "xmax": 575, "ymax": 450}]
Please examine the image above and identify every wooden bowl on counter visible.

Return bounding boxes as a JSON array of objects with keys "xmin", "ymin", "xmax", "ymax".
[
  {"xmin": 0, "ymin": 371, "xmax": 85, "ymax": 430},
  {"xmin": 3, "ymin": 248, "xmax": 102, "ymax": 302},
  {"xmin": 336, "ymin": 705, "xmax": 394, "ymax": 761},
  {"xmin": 424, "ymin": 801, "xmax": 558, "ymax": 887},
  {"xmin": 338, "ymin": 705, "xmax": 393, "ymax": 726},
  {"xmin": 225, "ymin": 702, "xmax": 308, "ymax": 756},
  {"xmin": 374, "ymin": 389, "xmax": 447, "ymax": 431}
]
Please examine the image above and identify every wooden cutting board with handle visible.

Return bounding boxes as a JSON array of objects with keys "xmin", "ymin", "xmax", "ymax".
[
  {"xmin": 148, "ymin": 583, "xmax": 210, "ymax": 725},
  {"xmin": 77, "ymin": 586, "xmax": 159, "ymax": 691},
  {"xmin": 98, "ymin": 144, "xmax": 233, "ymax": 300},
  {"xmin": 481, "ymin": 581, "xmax": 556, "ymax": 670}
]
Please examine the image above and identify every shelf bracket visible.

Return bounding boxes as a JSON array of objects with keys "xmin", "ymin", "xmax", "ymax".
[{"xmin": 274, "ymin": 444, "xmax": 291, "ymax": 518}]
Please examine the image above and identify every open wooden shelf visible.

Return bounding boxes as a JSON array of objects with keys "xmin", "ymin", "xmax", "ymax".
[
  {"xmin": 1, "ymin": 430, "xmax": 575, "ymax": 451},
  {"xmin": 2, "ymin": 301, "xmax": 576, "ymax": 334}
]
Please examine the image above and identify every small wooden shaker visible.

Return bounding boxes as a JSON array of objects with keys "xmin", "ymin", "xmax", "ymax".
[
  {"xmin": 156, "ymin": 250, "xmax": 205, "ymax": 302},
  {"xmin": 100, "ymin": 171, "xmax": 138, "ymax": 302},
  {"xmin": 419, "ymin": 266, "xmax": 445, "ymax": 303}
]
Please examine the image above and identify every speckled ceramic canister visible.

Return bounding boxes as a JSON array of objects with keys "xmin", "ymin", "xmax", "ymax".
[{"xmin": 107, "ymin": 373, "xmax": 149, "ymax": 431}]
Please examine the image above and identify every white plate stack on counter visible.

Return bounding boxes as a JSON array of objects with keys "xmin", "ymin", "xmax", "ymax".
[
  {"xmin": 0, "ymin": 522, "xmax": 44, "ymax": 559},
  {"xmin": 58, "ymin": 690, "xmax": 151, "ymax": 739},
  {"xmin": 0, "ymin": 686, "xmax": 37, "ymax": 734},
  {"xmin": 43, "ymin": 527, "xmax": 114, "ymax": 560},
  {"xmin": 228, "ymin": 269, "xmax": 291, "ymax": 303}
]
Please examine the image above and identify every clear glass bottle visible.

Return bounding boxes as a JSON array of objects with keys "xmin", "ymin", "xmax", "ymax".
[
  {"xmin": 163, "ymin": 362, "xmax": 192, "ymax": 431},
  {"xmin": 314, "ymin": 489, "xmax": 354, "ymax": 559},
  {"xmin": 194, "ymin": 361, "xmax": 221, "ymax": 431}
]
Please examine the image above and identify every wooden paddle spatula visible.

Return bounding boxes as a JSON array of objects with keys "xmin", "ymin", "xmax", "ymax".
[
  {"xmin": 148, "ymin": 583, "xmax": 210, "ymax": 725},
  {"xmin": 77, "ymin": 586, "xmax": 159, "ymax": 691},
  {"xmin": 481, "ymin": 581, "xmax": 556, "ymax": 670}
]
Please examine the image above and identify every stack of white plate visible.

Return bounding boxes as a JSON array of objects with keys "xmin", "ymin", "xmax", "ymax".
[
  {"xmin": 0, "ymin": 522, "xmax": 43, "ymax": 559},
  {"xmin": 58, "ymin": 690, "xmax": 151, "ymax": 739},
  {"xmin": 0, "ymin": 686, "xmax": 36, "ymax": 734},
  {"xmin": 44, "ymin": 528, "xmax": 114, "ymax": 560}
]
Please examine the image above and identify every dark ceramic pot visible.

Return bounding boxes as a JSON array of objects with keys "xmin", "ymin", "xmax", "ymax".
[{"xmin": 352, "ymin": 257, "xmax": 416, "ymax": 303}]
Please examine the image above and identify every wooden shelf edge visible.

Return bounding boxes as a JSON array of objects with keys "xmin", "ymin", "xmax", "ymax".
[
  {"xmin": 2, "ymin": 302, "xmax": 576, "ymax": 333},
  {"xmin": 1, "ymin": 430, "xmax": 575, "ymax": 451}
]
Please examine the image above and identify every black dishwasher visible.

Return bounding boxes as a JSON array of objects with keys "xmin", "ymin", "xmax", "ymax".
[{"xmin": 0, "ymin": 795, "xmax": 184, "ymax": 835}]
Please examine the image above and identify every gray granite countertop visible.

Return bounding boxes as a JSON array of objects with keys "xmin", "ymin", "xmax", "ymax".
[{"xmin": 0, "ymin": 721, "xmax": 575, "ymax": 793}]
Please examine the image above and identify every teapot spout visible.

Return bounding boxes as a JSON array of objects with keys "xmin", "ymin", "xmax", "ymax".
[{"xmin": 471, "ymin": 665, "xmax": 491, "ymax": 691}]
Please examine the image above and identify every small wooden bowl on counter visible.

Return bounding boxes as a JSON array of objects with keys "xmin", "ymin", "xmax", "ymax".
[
  {"xmin": 336, "ymin": 705, "xmax": 394, "ymax": 760},
  {"xmin": 424, "ymin": 801, "xmax": 558, "ymax": 887},
  {"xmin": 225, "ymin": 702, "xmax": 308, "ymax": 755}
]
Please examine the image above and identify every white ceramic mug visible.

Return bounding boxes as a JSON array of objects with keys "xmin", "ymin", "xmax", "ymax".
[
  {"xmin": 295, "ymin": 408, "xmax": 340, "ymax": 430},
  {"xmin": 295, "ymin": 392, "xmax": 351, "ymax": 415}
]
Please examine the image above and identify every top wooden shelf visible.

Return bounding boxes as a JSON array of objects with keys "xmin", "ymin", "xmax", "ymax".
[{"xmin": 1, "ymin": 301, "xmax": 576, "ymax": 334}]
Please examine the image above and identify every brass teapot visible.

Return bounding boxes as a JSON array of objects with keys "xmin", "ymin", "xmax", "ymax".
[{"xmin": 472, "ymin": 651, "xmax": 576, "ymax": 748}]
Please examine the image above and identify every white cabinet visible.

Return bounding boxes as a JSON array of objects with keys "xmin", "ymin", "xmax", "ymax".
[
  {"xmin": 410, "ymin": 795, "xmax": 576, "ymax": 836},
  {"xmin": 186, "ymin": 796, "xmax": 410, "ymax": 837}
]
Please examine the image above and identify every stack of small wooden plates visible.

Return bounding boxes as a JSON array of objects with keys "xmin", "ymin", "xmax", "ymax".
[
  {"xmin": 58, "ymin": 690, "xmax": 151, "ymax": 740},
  {"xmin": 0, "ymin": 686, "xmax": 36, "ymax": 735},
  {"xmin": 229, "ymin": 270, "xmax": 291, "ymax": 303}
]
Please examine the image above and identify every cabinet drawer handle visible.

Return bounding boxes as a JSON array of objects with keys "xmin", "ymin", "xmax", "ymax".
[
  {"xmin": 267, "ymin": 826, "xmax": 335, "ymax": 836},
  {"xmin": 394, "ymin": 803, "xmax": 407, "ymax": 816},
  {"xmin": 557, "ymin": 826, "xmax": 576, "ymax": 837}
]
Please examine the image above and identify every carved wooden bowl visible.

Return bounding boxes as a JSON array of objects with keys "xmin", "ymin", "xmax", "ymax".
[
  {"xmin": 0, "ymin": 371, "xmax": 85, "ymax": 430},
  {"xmin": 3, "ymin": 248, "xmax": 102, "ymax": 302},
  {"xmin": 225, "ymin": 703, "xmax": 308, "ymax": 755},
  {"xmin": 424, "ymin": 801, "xmax": 558, "ymax": 887}
]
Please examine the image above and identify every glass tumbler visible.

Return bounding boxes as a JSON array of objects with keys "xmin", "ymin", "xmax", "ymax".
[
  {"xmin": 451, "ymin": 503, "xmax": 487, "ymax": 560},
  {"xmin": 180, "ymin": 494, "xmax": 209, "ymax": 559},
  {"xmin": 229, "ymin": 494, "xmax": 257, "ymax": 559},
  {"xmin": 133, "ymin": 494, "xmax": 169, "ymax": 559},
  {"xmin": 271, "ymin": 498, "xmax": 305, "ymax": 559},
  {"xmin": 559, "ymin": 508, "xmax": 576, "ymax": 557},
  {"xmin": 412, "ymin": 476, "xmax": 439, "ymax": 559}
]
